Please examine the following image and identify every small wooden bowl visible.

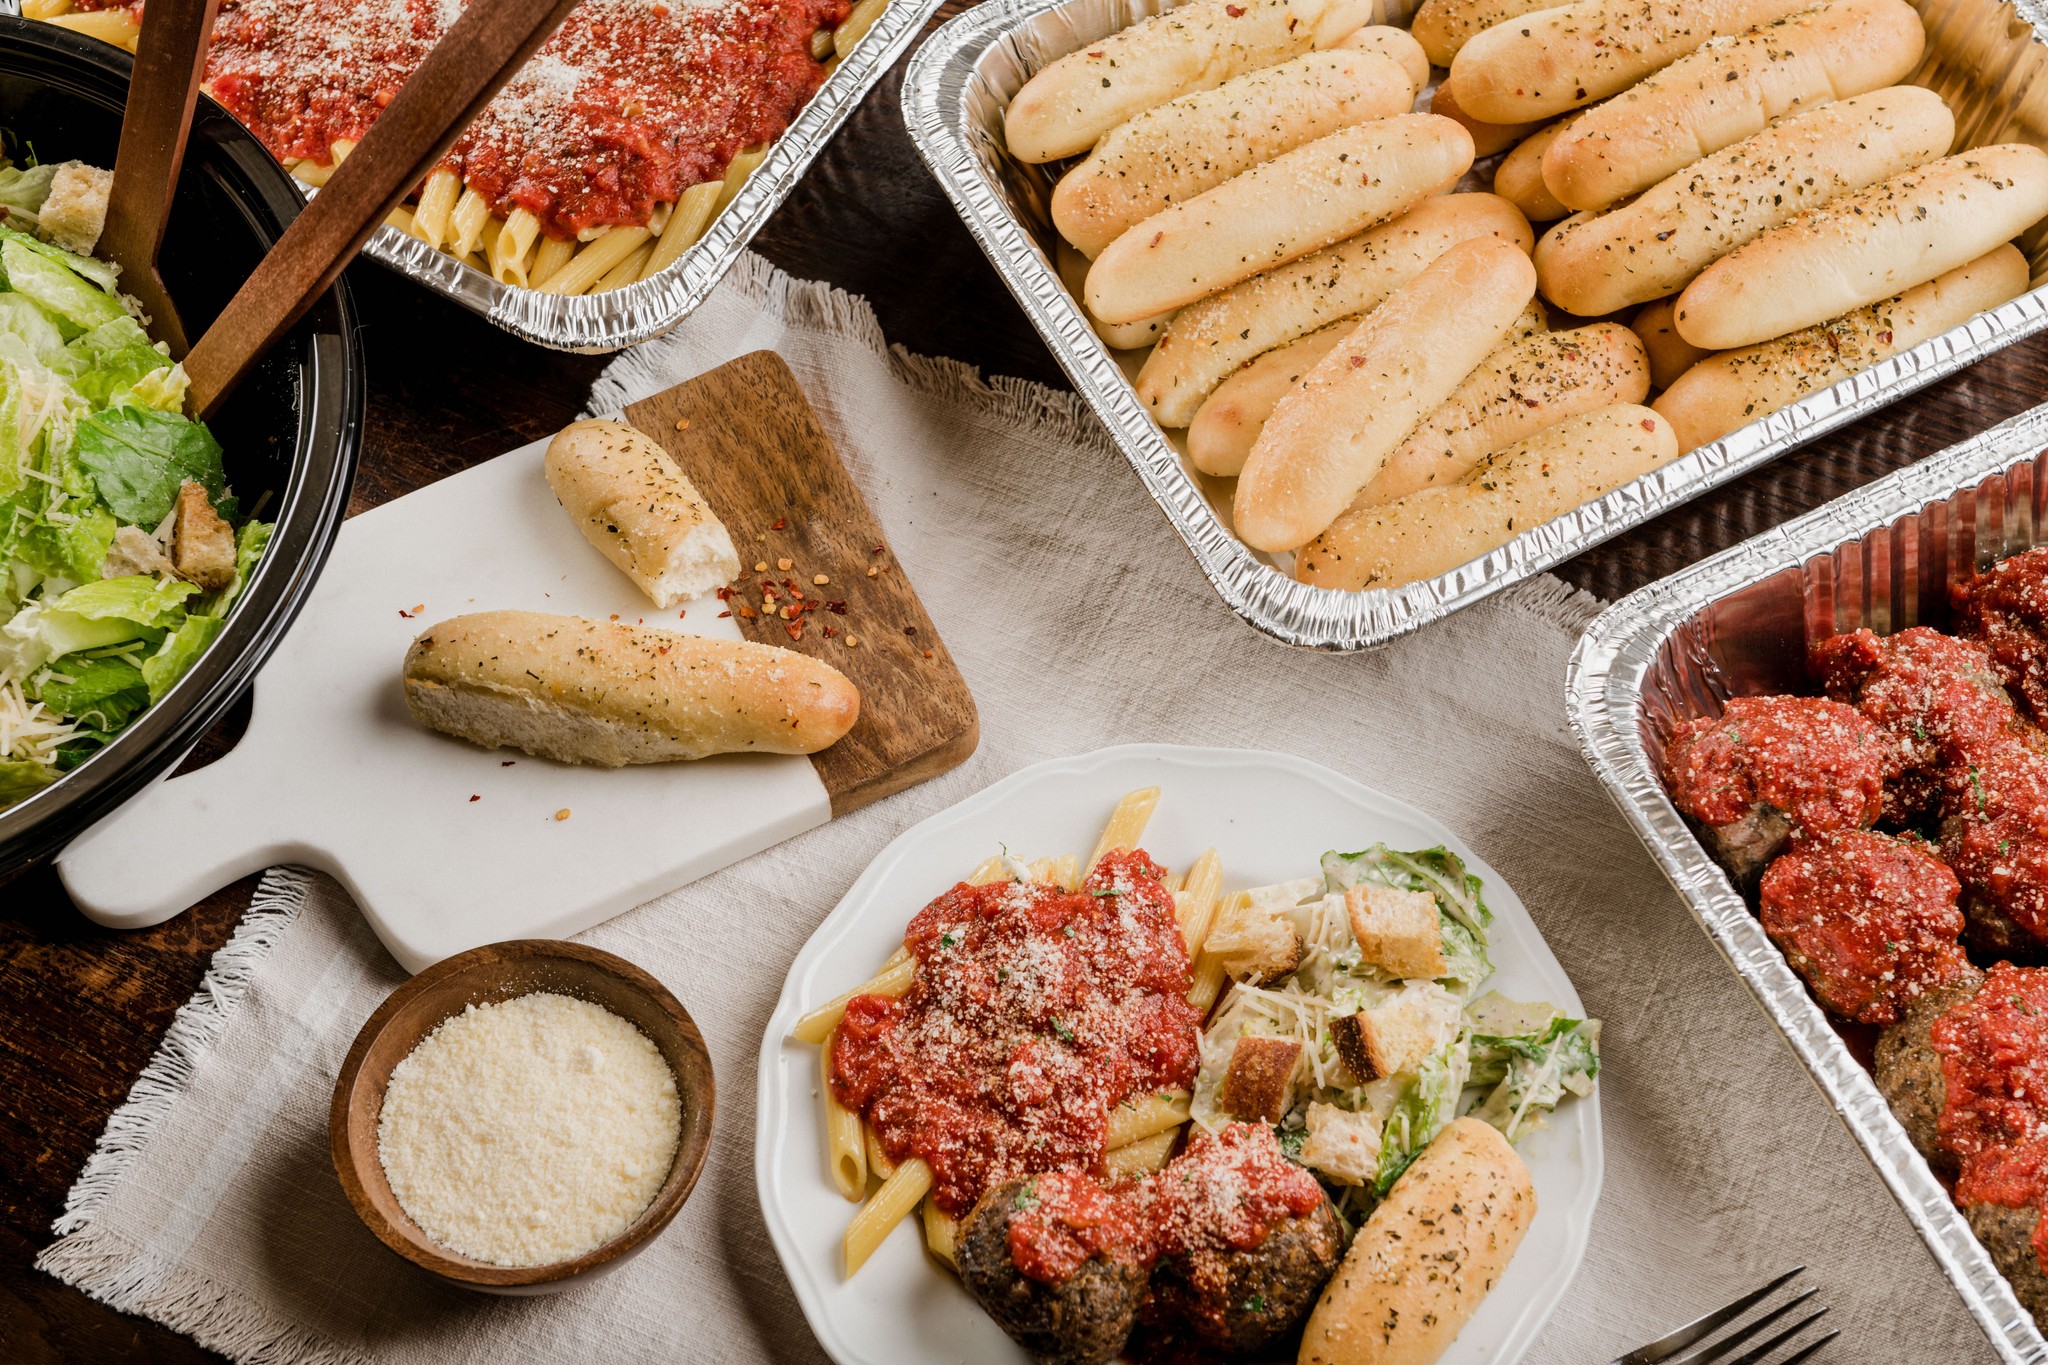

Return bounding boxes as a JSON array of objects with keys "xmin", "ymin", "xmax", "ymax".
[{"xmin": 329, "ymin": 940, "xmax": 714, "ymax": 1293}]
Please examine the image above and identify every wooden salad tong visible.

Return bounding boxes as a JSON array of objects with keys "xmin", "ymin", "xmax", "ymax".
[
  {"xmin": 98, "ymin": 0, "xmax": 220, "ymax": 357},
  {"xmin": 164, "ymin": 0, "xmax": 584, "ymax": 418}
]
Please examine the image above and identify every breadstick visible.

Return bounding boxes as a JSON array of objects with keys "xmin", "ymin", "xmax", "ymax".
[
  {"xmin": 1333, "ymin": 25, "xmax": 1429, "ymax": 93},
  {"xmin": 1056, "ymin": 240, "xmax": 1177, "ymax": 349},
  {"xmin": 1446, "ymin": 0, "xmax": 1814, "ymax": 123},
  {"xmin": 1411, "ymin": 0, "xmax": 1559, "ymax": 66},
  {"xmin": 1493, "ymin": 119, "xmax": 1575, "ymax": 223},
  {"xmin": 1541, "ymin": 0, "xmax": 1927, "ymax": 211},
  {"xmin": 1535, "ymin": 86, "xmax": 1956, "ymax": 317},
  {"xmin": 1137, "ymin": 193, "xmax": 1534, "ymax": 427},
  {"xmin": 1360, "ymin": 322, "xmax": 1650, "ymax": 506},
  {"xmin": 1085, "ymin": 113, "xmax": 1474, "ymax": 323},
  {"xmin": 1235, "ymin": 236, "xmax": 1537, "ymax": 551},
  {"xmin": 1654, "ymin": 245, "xmax": 2029, "ymax": 452},
  {"xmin": 1052, "ymin": 49, "xmax": 1416, "ymax": 257},
  {"xmin": 402, "ymin": 611, "xmax": 862, "ymax": 763},
  {"xmin": 1430, "ymin": 79, "xmax": 1547, "ymax": 158},
  {"xmin": 1188, "ymin": 300, "xmax": 1549, "ymax": 476},
  {"xmin": 1004, "ymin": 0, "xmax": 1375, "ymax": 163},
  {"xmin": 1673, "ymin": 143, "xmax": 2048, "ymax": 349},
  {"xmin": 1295, "ymin": 404, "xmax": 1678, "ymax": 590},
  {"xmin": 543, "ymin": 419, "xmax": 741, "ymax": 608},
  {"xmin": 1299, "ymin": 1119, "xmax": 1537, "ymax": 1365},
  {"xmin": 1631, "ymin": 296, "xmax": 1711, "ymax": 390}
]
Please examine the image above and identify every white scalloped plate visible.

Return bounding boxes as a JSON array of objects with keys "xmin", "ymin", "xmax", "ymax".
[{"xmin": 755, "ymin": 743, "xmax": 1602, "ymax": 1364}]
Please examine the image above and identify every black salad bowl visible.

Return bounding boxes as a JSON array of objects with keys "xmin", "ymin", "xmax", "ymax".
[{"xmin": 0, "ymin": 16, "xmax": 363, "ymax": 878}]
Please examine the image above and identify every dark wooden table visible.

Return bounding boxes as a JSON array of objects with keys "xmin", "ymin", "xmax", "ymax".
[{"xmin": 5, "ymin": 21, "xmax": 2048, "ymax": 1361}]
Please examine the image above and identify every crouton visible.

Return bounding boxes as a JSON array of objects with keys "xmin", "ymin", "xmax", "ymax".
[
  {"xmin": 1330, "ymin": 980, "xmax": 1464, "ymax": 1081},
  {"xmin": 1219, "ymin": 1034, "xmax": 1302, "ymax": 1121},
  {"xmin": 1345, "ymin": 882, "xmax": 1448, "ymax": 979},
  {"xmin": 170, "ymin": 481, "xmax": 236, "ymax": 590},
  {"xmin": 1204, "ymin": 897, "xmax": 1302, "ymax": 983},
  {"xmin": 39, "ymin": 162, "xmax": 110, "ymax": 256},
  {"xmin": 1300, "ymin": 1102, "xmax": 1382, "ymax": 1186}
]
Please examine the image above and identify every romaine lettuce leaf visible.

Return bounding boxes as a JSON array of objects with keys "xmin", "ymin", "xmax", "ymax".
[
  {"xmin": 65, "ymin": 317, "xmax": 175, "ymax": 408},
  {"xmin": 0, "ymin": 292, "xmax": 70, "ymax": 371},
  {"xmin": 198, "ymin": 519, "xmax": 270, "ymax": 617},
  {"xmin": 1467, "ymin": 1014, "xmax": 1602, "ymax": 1143},
  {"xmin": 0, "ymin": 236, "xmax": 123, "ymax": 334},
  {"xmin": 0, "ymin": 756, "xmax": 52, "ymax": 803},
  {"xmin": 54, "ymin": 573, "xmax": 195, "ymax": 627},
  {"xmin": 74, "ymin": 407, "xmax": 229, "ymax": 526},
  {"xmin": 1373, "ymin": 1032, "xmax": 1471, "ymax": 1194},
  {"xmin": 0, "ymin": 163, "xmax": 58, "ymax": 227},
  {"xmin": 29, "ymin": 651, "xmax": 147, "ymax": 731},
  {"xmin": 0, "ymin": 597, "xmax": 147, "ymax": 679},
  {"xmin": 141, "ymin": 613, "xmax": 222, "ymax": 702},
  {"xmin": 0, "ymin": 224, "xmax": 121, "ymax": 293},
  {"xmin": 14, "ymin": 500, "xmax": 114, "ymax": 587},
  {"xmin": 1324, "ymin": 844, "xmax": 1495, "ymax": 997}
]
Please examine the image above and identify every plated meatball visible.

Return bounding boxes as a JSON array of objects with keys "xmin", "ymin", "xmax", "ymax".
[
  {"xmin": 1758, "ymin": 830, "xmax": 1970, "ymax": 1025},
  {"xmin": 1874, "ymin": 964, "xmax": 1985, "ymax": 1175},
  {"xmin": 958, "ymin": 1175, "xmax": 1149, "ymax": 1365},
  {"xmin": 1145, "ymin": 1200, "xmax": 1342, "ymax": 1355},
  {"xmin": 1663, "ymin": 695, "xmax": 1901, "ymax": 883}
]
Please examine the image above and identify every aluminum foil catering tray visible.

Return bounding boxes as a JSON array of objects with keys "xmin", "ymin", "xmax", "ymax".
[
  {"xmin": 246, "ymin": 0, "xmax": 939, "ymax": 352},
  {"xmin": 903, "ymin": 0, "xmax": 2048, "ymax": 651},
  {"xmin": 1568, "ymin": 403, "xmax": 2048, "ymax": 1364}
]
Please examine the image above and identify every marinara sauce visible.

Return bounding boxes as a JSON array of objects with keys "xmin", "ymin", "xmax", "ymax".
[
  {"xmin": 1933, "ymin": 964, "xmax": 2048, "ymax": 1270},
  {"xmin": 1003, "ymin": 1124, "xmax": 1327, "ymax": 1286},
  {"xmin": 1662, "ymin": 694, "xmax": 1897, "ymax": 836},
  {"xmin": 180, "ymin": 0, "xmax": 848, "ymax": 239},
  {"xmin": 831, "ymin": 850, "xmax": 1203, "ymax": 1217}
]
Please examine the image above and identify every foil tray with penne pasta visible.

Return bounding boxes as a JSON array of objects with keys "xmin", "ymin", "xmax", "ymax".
[
  {"xmin": 10, "ymin": 0, "xmax": 944, "ymax": 351},
  {"xmin": 903, "ymin": 0, "xmax": 2048, "ymax": 650}
]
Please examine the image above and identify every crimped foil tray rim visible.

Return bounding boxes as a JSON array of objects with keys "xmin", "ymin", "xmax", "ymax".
[
  {"xmin": 900, "ymin": 0, "xmax": 2048, "ymax": 652},
  {"xmin": 120, "ymin": 0, "xmax": 948, "ymax": 354},
  {"xmin": 1566, "ymin": 403, "xmax": 2048, "ymax": 1365}
]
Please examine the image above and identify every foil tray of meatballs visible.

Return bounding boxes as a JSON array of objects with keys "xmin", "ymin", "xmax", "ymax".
[{"xmin": 1571, "ymin": 400, "xmax": 2048, "ymax": 1365}]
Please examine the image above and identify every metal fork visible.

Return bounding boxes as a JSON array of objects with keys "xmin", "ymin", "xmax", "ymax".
[{"xmin": 1608, "ymin": 1267, "xmax": 1838, "ymax": 1365}]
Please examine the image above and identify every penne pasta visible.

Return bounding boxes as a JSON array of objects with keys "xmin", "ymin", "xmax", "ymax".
[
  {"xmin": 864, "ymin": 1122, "xmax": 898, "ymax": 1181},
  {"xmin": 486, "ymin": 209, "xmax": 539, "ymax": 285},
  {"xmin": 529, "ymin": 235, "xmax": 578, "ymax": 288},
  {"xmin": 834, "ymin": 0, "xmax": 888, "ymax": 59},
  {"xmin": 1176, "ymin": 849, "xmax": 1224, "ymax": 955},
  {"xmin": 47, "ymin": 9, "xmax": 139, "ymax": 49},
  {"xmin": 384, "ymin": 206, "xmax": 417, "ymax": 235},
  {"xmin": 920, "ymin": 1198, "xmax": 959, "ymax": 1268},
  {"xmin": 595, "ymin": 241, "xmax": 655, "ymax": 292},
  {"xmin": 535, "ymin": 225, "xmax": 652, "ymax": 296},
  {"xmin": 790, "ymin": 947, "xmax": 914, "ymax": 1044},
  {"xmin": 637, "ymin": 180, "xmax": 723, "ymax": 281},
  {"xmin": 715, "ymin": 146, "xmax": 770, "ymax": 214},
  {"xmin": 410, "ymin": 169, "xmax": 462, "ymax": 252},
  {"xmin": 965, "ymin": 854, "xmax": 1013, "ymax": 886},
  {"xmin": 1105, "ymin": 1088, "xmax": 1191, "ymax": 1148},
  {"xmin": 1087, "ymin": 786, "xmax": 1161, "ymax": 874},
  {"xmin": 811, "ymin": 26, "xmax": 836, "ymax": 59},
  {"xmin": 447, "ymin": 187, "xmax": 492, "ymax": 259},
  {"xmin": 22, "ymin": 0, "xmax": 74, "ymax": 17},
  {"xmin": 845, "ymin": 1156, "xmax": 931, "ymax": 1274},
  {"xmin": 1103, "ymin": 1127, "xmax": 1179, "ymax": 1180},
  {"xmin": 1188, "ymin": 889, "xmax": 1250, "ymax": 1014},
  {"xmin": 822, "ymin": 1031, "xmax": 867, "ymax": 1201}
]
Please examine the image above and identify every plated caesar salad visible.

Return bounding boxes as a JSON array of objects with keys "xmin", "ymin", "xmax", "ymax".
[
  {"xmin": 0, "ymin": 150, "xmax": 268, "ymax": 810},
  {"xmin": 1192, "ymin": 842, "xmax": 1601, "ymax": 1223}
]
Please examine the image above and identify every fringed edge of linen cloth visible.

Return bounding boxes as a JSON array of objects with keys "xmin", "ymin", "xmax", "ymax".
[
  {"xmin": 33, "ymin": 867, "xmax": 370, "ymax": 1365},
  {"xmin": 587, "ymin": 251, "xmax": 1612, "ymax": 634}
]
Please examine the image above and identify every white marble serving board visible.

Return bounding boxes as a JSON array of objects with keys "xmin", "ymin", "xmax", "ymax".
[{"xmin": 57, "ymin": 437, "xmax": 831, "ymax": 972}]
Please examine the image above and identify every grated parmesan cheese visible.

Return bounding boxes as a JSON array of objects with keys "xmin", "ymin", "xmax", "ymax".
[{"xmin": 376, "ymin": 992, "xmax": 681, "ymax": 1267}]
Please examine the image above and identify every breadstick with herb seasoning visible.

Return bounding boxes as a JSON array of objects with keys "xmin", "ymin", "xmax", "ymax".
[
  {"xmin": 1428, "ymin": 78, "xmax": 1546, "ymax": 158},
  {"xmin": 1410, "ymin": 0, "xmax": 1558, "ymax": 66},
  {"xmin": 1052, "ymin": 49, "xmax": 1417, "ymax": 257},
  {"xmin": 402, "ymin": 611, "xmax": 860, "ymax": 764},
  {"xmin": 1084, "ymin": 113, "xmax": 1474, "ymax": 324},
  {"xmin": 1332, "ymin": 25, "xmax": 1429, "ymax": 92},
  {"xmin": 1533, "ymin": 86, "xmax": 1956, "ymax": 317},
  {"xmin": 1672, "ymin": 143, "xmax": 2048, "ymax": 350},
  {"xmin": 1234, "ymin": 236, "xmax": 1536, "ymax": 552},
  {"xmin": 544, "ymin": 419, "xmax": 741, "ymax": 609},
  {"xmin": 1445, "ymin": 0, "xmax": 1815, "ymax": 124},
  {"xmin": 1136, "ymin": 192, "xmax": 1534, "ymax": 428},
  {"xmin": 1539, "ymin": 0, "xmax": 1926, "ymax": 212},
  {"xmin": 1294, "ymin": 404, "xmax": 1679, "ymax": 590},
  {"xmin": 1654, "ymin": 245, "xmax": 2029, "ymax": 453},
  {"xmin": 1298, "ymin": 1118, "xmax": 1536, "ymax": 1365},
  {"xmin": 1002, "ymin": 0, "xmax": 1375, "ymax": 163}
]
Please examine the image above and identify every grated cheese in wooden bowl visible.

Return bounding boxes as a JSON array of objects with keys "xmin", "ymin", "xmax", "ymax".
[{"xmin": 376, "ymin": 992, "xmax": 682, "ymax": 1267}]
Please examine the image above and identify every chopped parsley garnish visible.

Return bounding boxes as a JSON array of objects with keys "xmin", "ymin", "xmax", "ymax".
[
  {"xmin": 1088, "ymin": 888, "xmax": 1118, "ymax": 898},
  {"xmin": 1013, "ymin": 1184, "xmax": 1039, "ymax": 1210},
  {"xmin": 1052, "ymin": 1018, "xmax": 1076, "ymax": 1044},
  {"xmin": 939, "ymin": 931, "xmax": 958, "ymax": 949},
  {"xmin": 1244, "ymin": 1295, "xmax": 1267, "ymax": 1314},
  {"xmin": 996, "ymin": 967, "xmax": 1009, "ymax": 983}
]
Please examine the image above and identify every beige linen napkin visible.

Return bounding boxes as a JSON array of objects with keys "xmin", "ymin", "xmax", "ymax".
[{"xmin": 38, "ymin": 252, "xmax": 1995, "ymax": 1363}]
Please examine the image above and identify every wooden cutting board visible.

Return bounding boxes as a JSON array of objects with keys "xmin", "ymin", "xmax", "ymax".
[{"xmin": 57, "ymin": 351, "xmax": 977, "ymax": 971}]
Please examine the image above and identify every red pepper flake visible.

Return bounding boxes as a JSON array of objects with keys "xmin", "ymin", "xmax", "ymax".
[
  {"xmin": 1349, "ymin": 355, "xmax": 1366, "ymax": 368},
  {"xmin": 715, "ymin": 585, "xmax": 735, "ymax": 601},
  {"xmin": 924, "ymin": 649, "xmax": 934, "ymax": 659},
  {"xmin": 677, "ymin": 610, "xmax": 686, "ymax": 619},
  {"xmin": 501, "ymin": 760, "xmax": 515, "ymax": 767},
  {"xmin": 413, "ymin": 604, "xmax": 424, "ymax": 614},
  {"xmin": 1641, "ymin": 418, "xmax": 1657, "ymax": 431},
  {"xmin": 762, "ymin": 584, "xmax": 780, "ymax": 601},
  {"xmin": 656, "ymin": 646, "xmax": 669, "ymax": 655},
  {"xmin": 738, "ymin": 605, "xmax": 757, "ymax": 619},
  {"xmin": 719, "ymin": 610, "xmax": 733, "ymax": 618},
  {"xmin": 824, "ymin": 624, "xmax": 838, "ymax": 637},
  {"xmin": 771, "ymin": 518, "xmax": 787, "ymax": 530},
  {"xmin": 1150, "ymin": 231, "xmax": 1164, "ymax": 248},
  {"xmin": 903, "ymin": 625, "xmax": 918, "ymax": 636},
  {"xmin": 609, "ymin": 614, "xmax": 620, "ymax": 621},
  {"xmin": 398, "ymin": 609, "xmax": 413, "ymax": 619},
  {"xmin": 468, "ymin": 794, "xmax": 480, "ymax": 802},
  {"xmin": 1225, "ymin": 3, "xmax": 1243, "ymax": 13},
  {"xmin": 825, "ymin": 600, "xmax": 848, "ymax": 615},
  {"xmin": 785, "ymin": 621, "xmax": 805, "ymax": 642},
  {"xmin": 871, "ymin": 545, "xmax": 885, "ymax": 555}
]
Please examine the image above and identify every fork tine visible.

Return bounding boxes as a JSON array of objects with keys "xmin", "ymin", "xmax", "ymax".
[
  {"xmin": 1709, "ymin": 1307, "xmax": 1832, "ymax": 1365},
  {"xmin": 1611, "ymin": 1268, "xmax": 1807, "ymax": 1365},
  {"xmin": 1665, "ymin": 1289, "xmax": 1821, "ymax": 1365},
  {"xmin": 1769, "ymin": 1330, "xmax": 1840, "ymax": 1365}
]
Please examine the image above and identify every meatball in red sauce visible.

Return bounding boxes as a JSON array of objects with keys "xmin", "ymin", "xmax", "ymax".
[
  {"xmin": 1758, "ymin": 830, "xmax": 1970, "ymax": 1024},
  {"xmin": 1664, "ymin": 695, "xmax": 1902, "ymax": 880},
  {"xmin": 1956, "ymin": 546, "xmax": 2048, "ymax": 726}
]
